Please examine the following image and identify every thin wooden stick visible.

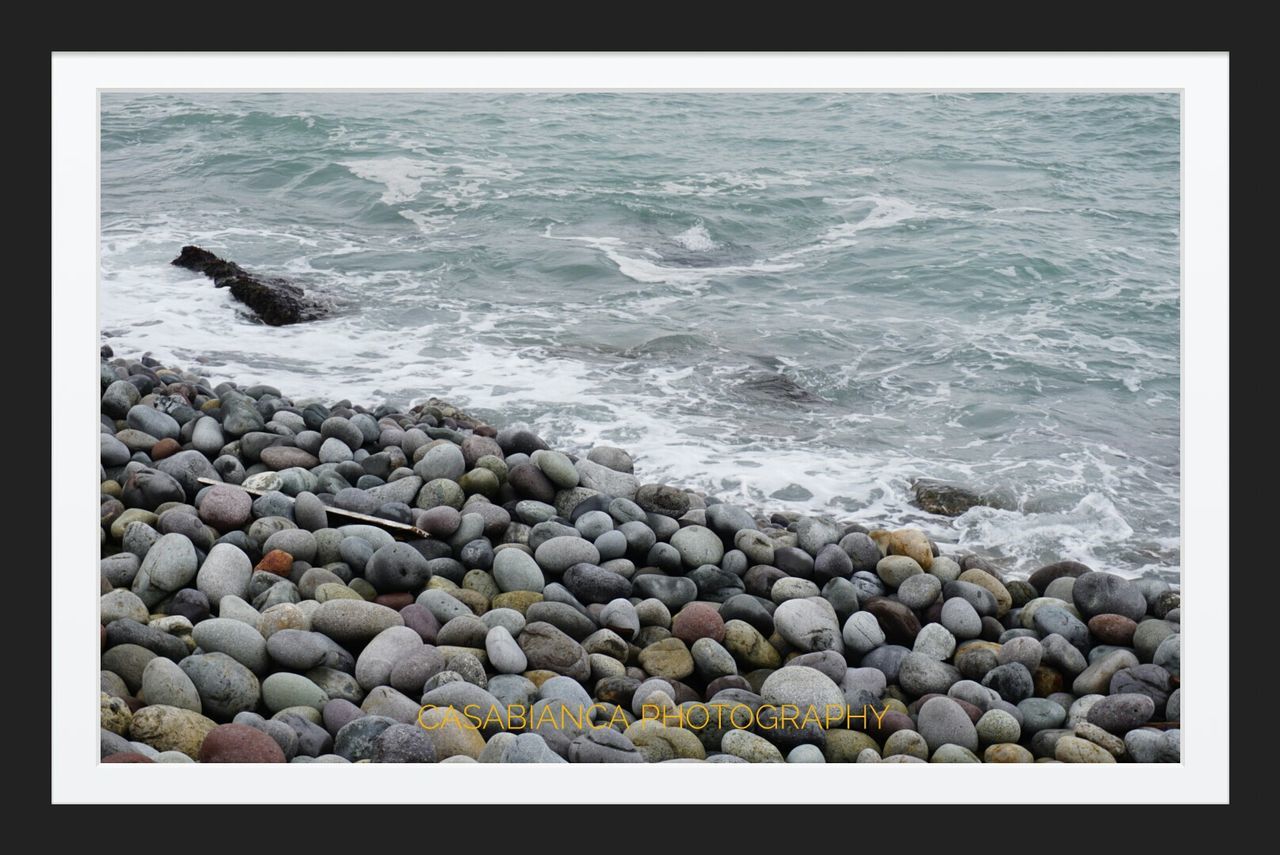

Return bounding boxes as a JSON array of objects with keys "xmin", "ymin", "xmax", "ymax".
[{"xmin": 197, "ymin": 477, "xmax": 431, "ymax": 540}]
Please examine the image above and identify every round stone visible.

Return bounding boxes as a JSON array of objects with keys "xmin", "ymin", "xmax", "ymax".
[
  {"xmin": 917, "ymin": 696, "xmax": 979, "ymax": 753},
  {"xmin": 760, "ymin": 665, "xmax": 846, "ymax": 719},
  {"xmin": 198, "ymin": 484, "xmax": 252, "ymax": 531},
  {"xmin": 842, "ymin": 612, "xmax": 886, "ymax": 656},
  {"xmin": 179, "ymin": 652, "xmax": 261, "ymax": 721},
  {"xmin": 876, "ymin": 555, "xmax": 923, "ymax": 588},
  {"xmin": 976, "ymin": 708, "xmax": 1021, "ymax": 744},
  {"xmin": 198, "ymin": 723, "xmax": 287, "ymax": 762},
  {"xmin": 534, "ymin": 536, "xmax": 600, "ymax": 574},
  {"xmin": 940, "ymin": 597, "xmax": 982, "ymax": 640},
  {"xmin": 913, "ymin": 623, "xmax": 957, "ymax": 661},
  {"xmin": 669, "ymin": 525, "xmax": 725, "ymax": 568},
  {"xmin": 1072, "ymin": 572, "xmax": 1148, "ymax": 621},
  {"xmin": 897, "ymin": 573, "xmax": 941, "ymax": 610},
  {"xmin": 493, "ymin": 549, "xmax": 545, "ymax": 593},
  {"xmin": 774, "ymin": 598, "xmax": 843, "ymax": 653},
  {"xmin": 141, "ymin": 658, "xmax": 202, "ymax": 713},
  {"xmin": 1086, "ymin": 693, "xmax": 1155, "ymax": 734}
]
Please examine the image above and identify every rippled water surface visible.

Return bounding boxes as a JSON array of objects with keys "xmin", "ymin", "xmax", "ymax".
[{"xmin": 99, "ymin": 92, "xmax": 1180, "ymax": 578}]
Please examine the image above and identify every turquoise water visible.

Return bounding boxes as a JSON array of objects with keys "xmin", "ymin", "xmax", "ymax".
[{"xmin": 99, "ymin": 92, "xmax": 1180, "ymax": 578}]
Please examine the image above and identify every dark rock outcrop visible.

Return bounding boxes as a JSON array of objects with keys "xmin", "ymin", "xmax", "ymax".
[
  {"xmin": 911, "ymin": 479, "xmax": 1012, "ymax": 517},
  {"xmin": 172, "ymin": 245, "xmax": 326, "ymax": 326}
]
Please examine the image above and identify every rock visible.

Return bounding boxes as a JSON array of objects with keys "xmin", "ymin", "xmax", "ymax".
[
  {"xmin": 631, "ymin": 575, "xmax": 698, "ymax": 612},
  {"xmin": 917, "ymin": 696, "xmax": 979, "ymax": 753},
  {"xmin": 841, "ymin": 612, "xmax": 885, "ymax": 656},
  {"xmin": 862, "ymin": 598, "xmax": 920, "ymax": 645},
  {"xmin": 1032, "ymin": 606, "xmax": 1090, "ymax": 649},
  {"xmin": 773, "ymin": 598, "xmax": 843, "ymax": 653},
  {"xmin": 1086, "ymin": 693, "xmax": 1155, "ymax": 734},
  {"xmin": 1154, "ymin": 634, "xmax": 1180, "ymax": 678},
  {"xmin": 671, "ymin": 602, "xmax": 725, "ymax": 644},
  {"xmin": 981, "ymin": 662, "xmax": 1034, "ymax": 703},
  {"xmin": 575, "ymin": 458, "xmax": 640, "ymax": 500},
  {"xmin": 638, "ymin": 638, "xmax": 695, "ymax": 680},
  {"xmin": 886, "ymin": 529, "xmax": 933, "ymax": 570},
  {"xmin": 1088, "ymin": 613, "xmax": 1138, "ymax": 646},
  {"xmin": 534, "ymin": 536, "xmax": 600, "ymax": 575},
  {"xmin": 931, "ymin": 744, "xmax": 981, "ymax": 763},
  {"xmin": 258, "ymin": 670, "xmax": 327, "ymax": 711},
  {"xmin": 788, "ymin": 744, "xmax": 826, "ymax": 763},
  {"xmin": 354, "ymin": 626, "xmax": 424, "ymax": 691},
  {"xmin": 634, "ymin": 484, "xmax": 691, "ymax": 519},
  {"xmin": 911, "ymin": 479, "xmax": 1006, "ymax": 516},
  {"xmin": 180, "ymin": 652, "xmax": 261, "ymax": 721},
  {"xmin": 1041, "ymin": 633, "xmax": 1089, "ymax": 677},
  {"xmin": 567, "ymin": 728, "xmax": 644, "ymax": 763},
  {"xmin": 191, "ymin": 618, "xmax": 269, "ymax": 674},
  {"xmin": 876, "ymin": 555, "xmax": 922, "ymax": 588},
  {"xmin": 976, "ymin": 709, "xmax": 1021, "ymax": 744},
  {"xmin": 839, "ymin": 533, "xmax": 881, "ymax": 573},
  {"xmin": 100, "ymin": 692, "xmax": 132, "ymax": 735},
  {"xmin": 172, "ymin": 245, "xmax": 327, "ymax": 325},
  {"xmin": 334, "ymin": 715, "xmax": 399, "ymax": 761},
  {"xmin": 794, "ymin": 516, "xmax": 840, "ymax": 556},
  {"xmin": 141, "ymin": 658, "xmax": 202, "ymax": 713},
  {"xmin": 761, "ymin": 666, "xmax": 845, "ymax": 720},
  {"xmin": 563, "ymin": 562, "xmax": 631, "ymax": 605},
  {"xmin": 1072, "ymin": 572, "xmax": 1147, "ymax": 621},
  {"xmin": 198, "ymin": 723, "xmax": 287, "ymax": 762},
  {"xmin": 484, "ymin": 626, "xmax": 527, "ymax": 674},
  {"xmin": 196, "ymin": 542, "xmax": 253, "ymax": 608},
  {"xmin": 372, "ymin": 723, "xmax": 437, "ymax": 763},
  {"xmin": 940, "ymin": 597, "xmax": 982, "ymax": 640},
  {"xmin": 1110, "ymin": 664, "xmax": 1173, "ymax": 714},
  {"xmin": 197, "ymin": 484, "xmax": 252, "ymax": 531},
  {"xmin": 899, "ymin": 653, "xmax": 961, "ymax": 697},
  {"xmin": 897, "ymin": 573, "xmax": 941, "ymax": 610},
  {"xmin": 721, "ymin": 730, "xmax": 784, "ymax": 763},
  {"xmin": 136, "ymin": 532, "xmax": 198, "ymax": 593},
  {"xmin": 311, "ymin": 599, "xmax": 404, "ymax": 644},
  {"xmin": 722, "ymin": 620, "xmax": 782, "ymax": 669},
  {"xmin": 530, "ymin": 449, "xmax": 577, "ymax": 489},
  {"xmin": 913, "ymin": 624, "xmax": 957, "ymax": 661},
  {"xmin": 416, "ymin": 706, "xmax": 487, "ymax": 760},
  {"xmin": 1018, "ymin": 698, "xmax": 1066, "ymax": 734},
  {"xmin": 669, "ymin": 525, "xmax": 724, "ymax": 568},
  {"xmin": 1133, "ymin": 620, "xmax": 1179, "ymax": 662},
  {"xmin": 1075, "ymin": 721, "xmax": 1126, "ymax": 757},
  {"xmin": 1072, "ymin": 649, "xmax": 1139, "ymax": 696},
  {"xmin": 984, "ymin": 743, "xmax": 1034, "ymax": 763},
  {"xmin": 1054, "ymin": 735, "xmax": 1116, "ymax": 763},
  {"xmin": 101, "ymin": 589, "xmax": 148, "ymax": 625},
  {"xmin": 1027, "ymin": 560, "xmax": 1092, "ymax": 594},
  {"xmin": 585, "ymin": 445, "xmax": 633, "ymax": 473},
  {"xmin": 998, "ymin": 636, "xmax": 1043, "ymax": 671},
  {"xmin": 518, "ymin": 622, "xmax": 590, "ymax": 680},
  {"xmin": 128, "ymin": 704, "xmax": 218, "ymax": 759}
]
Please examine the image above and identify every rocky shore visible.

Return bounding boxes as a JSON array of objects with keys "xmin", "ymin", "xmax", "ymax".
[{"xmin": 98, "ymin": 350, "xmax": 1182, "ymax": 764}]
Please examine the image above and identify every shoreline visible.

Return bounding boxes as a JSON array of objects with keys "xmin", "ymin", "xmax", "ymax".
[{"xmin": 99, "ymin": 349, "xmax": 1182, "ymax": 764}]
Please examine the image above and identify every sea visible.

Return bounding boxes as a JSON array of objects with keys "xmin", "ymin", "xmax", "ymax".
[{"xmin": 99, "ymin": 92, "xmax": 1181, "ymax": 580}]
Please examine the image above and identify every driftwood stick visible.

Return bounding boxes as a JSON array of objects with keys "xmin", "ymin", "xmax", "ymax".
[{"xmin": 196, "ymin": 477, "xmax": 431, "ymax": 540}]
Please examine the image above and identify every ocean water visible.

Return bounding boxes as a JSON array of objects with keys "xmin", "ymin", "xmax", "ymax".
[{"xmin": 98, "ymin": 92, "xmax": 1180, "ymax": 580}]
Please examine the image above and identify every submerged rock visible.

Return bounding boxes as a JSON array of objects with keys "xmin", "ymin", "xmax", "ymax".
[{"xmin": 911, "ymin": 479, "xmax": 1012, "ymax": 517}]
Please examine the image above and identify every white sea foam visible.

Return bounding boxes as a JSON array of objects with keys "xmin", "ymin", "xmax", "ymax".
[
  {"xmin": 673, "ymin": 223, "xmax": 717, "ymax": 252},
  {"xmin": 340, "ymin": 154, "xmax": 522, "ymax": 207},
  {"xmin": 544, "ymin": 228, "xmax": 800, "ymax": 285}
]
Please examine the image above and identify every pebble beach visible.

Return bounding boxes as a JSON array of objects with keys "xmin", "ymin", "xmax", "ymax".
[{"xmin": 99, "ymin": 349, "xmax": 1182, "ymax": 764}]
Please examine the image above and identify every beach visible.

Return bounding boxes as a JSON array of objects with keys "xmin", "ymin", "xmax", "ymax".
[{"xmin": 99, "ymin": 350, "xmax": 1181, "ymax": 763}]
